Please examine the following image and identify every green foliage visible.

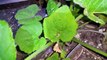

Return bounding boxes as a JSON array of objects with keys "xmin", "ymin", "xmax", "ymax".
[
  {"xmin": 46, "ymin": 53, "xmax": 59, "ymax": 60},
  {"xmin": 46, "ymin": 0, "xmax": 61, "ymax": 15},
  {"xmin": 0, "ymin": 20, "xmax": 16, "ymax": 60},
  {"xmin": 1, "ymin": 0, "xmax": 107, "ymax": 60},
  {"xmin": 18, "ymin": 16, "xmax": 42, "ymax": 25},
  {"xmin": 35, "ymin": 37, "xmax": 47, "ymax": 50},
  {"xmin": 15, "ymin": 4, "xmax": 39, "ymax": 20},
  {"xmin": 15, "ymin": 22, "xmax": 43, "ymax": 53},
  {"xmin": 73, "ymin": 0, "xmax": 107, "ymax": 25},
  {"xmin": 70, "ymin": 4, "xmax": 80, "ymax": 17},
  {"xmin": 15, "ymin": 4, "xmax": 42, "ymax": 24},
  {"xmin": 44, "ymin": 5, "xmax": 78, "ymax": 42},
  {"xmin": 15, "ymin": 4, "xmax": 45, "ymax": 54},
  {"xmin": 46, "ymin": 52, "xmax": 70, "ymax": 60},
  {"xmin": 99, "ymin": 15, "xmax": 107, "ymax": 23},
  {"xmin": 60, "ymin": 50, "xmax": 67, "ymax": 58}
]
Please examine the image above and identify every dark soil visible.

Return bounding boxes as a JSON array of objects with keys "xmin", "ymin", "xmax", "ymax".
[{"xmin": 0, "ymin": 1, "xmax": 107, "ymax": 60}]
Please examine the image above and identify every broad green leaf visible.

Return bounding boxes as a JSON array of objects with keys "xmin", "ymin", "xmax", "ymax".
[
  {"xmin": 46, "ymin": 53, "xmax": 59, "ymax": 60},
  {"xmin": 34, "ymin": 37, "xmax": 47, "ymax": 50},
  {"xmin": 46, "ymin": 0, "xmax": 61, "ymax": 15},
  {"xmin": 43, "ymin": 5, "xmax": 78, "ymax": 42},
  {"xmin": 18, "ymin": 16, "xmax": 42, "ymax": 24},
  {"xmin": 73, "ymin": 0, "xmax": 107, "ymax": 25},
  {"xmin": 0, "ymin": 20, "xmax": 16, "ymax": 60},
  {"xmin": 15, "ymin": 22, "xmax": 42, "ymax": 53},
  {"xmin": 15, "ymin": 4, "xmax": 40, "ymax": 20},
  {"xmin": 15, "ymin": 4, "xmax": 43, "ymax": 25}
]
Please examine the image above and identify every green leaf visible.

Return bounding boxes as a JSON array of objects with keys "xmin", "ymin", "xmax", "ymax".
[
  {"xmin": 15, "ymin": 4, "xmax": 40, "ymax": 20},
  {"xmin": 18, "ymin": 16, "xmax": 42, "ymax": 24},
  {"xmin": 46, "ymin": 53, "xmax": 59, "ymax": 60},
  {"xmin": 0, "ymin": 20, "xmax": 16, "ymax": 60},
  {"xmin": 73, "ymin": 0, "xmax": 107, "ymax": 25},
  {"xmin": 44, "ymin": 5, "xmax": 78, "ymax": 42},
  {"xmin": 15, "ymin": 4, "xmax": 43, "ymax": 25},
  {"xmin": 34, "ymin": 37, "xmax": 47, "ymax": 50},
  {"xmin": 61, "ymin": 50, "xmax": 67, "ymax": 58},
  {"xmin": 15, "ymin": 22, "xmax": 42, "ymax": 53},
  {"xmin": 46, "ymin": 0, "xmax": 61, "ymax": 15}
]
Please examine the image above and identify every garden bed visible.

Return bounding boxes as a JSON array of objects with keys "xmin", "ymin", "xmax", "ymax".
[{"xmin": 0, "ymin": 0, "xmax": 107, "ymax": 60}]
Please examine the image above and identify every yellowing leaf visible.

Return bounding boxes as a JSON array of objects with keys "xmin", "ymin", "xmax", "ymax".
[
  {"xmin": 0, "ymin": 20, "xmax": 16, "ymax": 60},
  {"xmin": 43, "ymin": 5, "xmax": 78, "ymax": 42},
  {"xmin": 53, "ymin": 43, "xmax": 61, "ymax": 53}
]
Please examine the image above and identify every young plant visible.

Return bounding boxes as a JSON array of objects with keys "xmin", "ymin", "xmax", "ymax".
[
  {"xmin": 15, "ymin": 4, "xmax": 46, "ymax": 54},
  {"xmin": 24, "ymin": 1, "xmax": 107, "ymax": 60},
  {"xmin": 73, "ymin": 0, "xmax": 107, "ymax": 25},
  {"xmin": 14, "ymin": 0, "xmax": 107, "ymax": 60},
  {"xmin": 44, "ymin": 5, "xmax": 78, "ymax": 60},
  {"xmin": 25, "ymin": 4, "xmax": 78, "ymax": 60},
  {"xmin": 0, "ymin": 20, "xmax": 16, "ymax": 60},
  {"xmin": 0, "ymin": 0, "xmax": 107, "ymax": 60}
]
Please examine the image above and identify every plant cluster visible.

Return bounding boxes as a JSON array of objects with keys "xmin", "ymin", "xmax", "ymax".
[{"xmin": 0, "ymin": 0, "xmax": 107, "ymax": 60}]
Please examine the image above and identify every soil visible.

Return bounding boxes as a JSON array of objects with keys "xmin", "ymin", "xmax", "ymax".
[{"xmin": 0, "ymin": 1, "xmax": 107, "ymax": 60}]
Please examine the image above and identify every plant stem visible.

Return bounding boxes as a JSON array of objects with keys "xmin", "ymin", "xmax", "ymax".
[
  {"xmin": 79, "ymin": 22, "xmax": 89, "ymax": 28},
  {"xmin": 25, "ymin": 42, "xmax": 53, "ymax": 60},
  {"xmin": 72, "ymin": 37, "xmax": 107, "ymax": 57},
  {"xmin": 75, "ymin": 14, "xmax": 84, "ymax": 21}
]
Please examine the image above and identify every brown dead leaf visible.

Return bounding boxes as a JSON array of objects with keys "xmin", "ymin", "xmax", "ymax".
[{"xmin": 53, "ymin": 43, "xmax": 61, "ymax": 53}]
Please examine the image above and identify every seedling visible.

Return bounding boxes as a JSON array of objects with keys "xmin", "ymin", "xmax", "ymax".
[{"xmin": 15, "ymin": 4, "xmax": 46, "ymax": 54}]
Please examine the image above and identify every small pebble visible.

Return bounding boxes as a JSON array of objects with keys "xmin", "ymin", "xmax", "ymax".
[
  {"xmin": 97, "ymin": 44, "xmax": 102, "ymax": 48},
  {"xmin": 94, "ymin": 57, "xmax": 97, "ymax": 60},
  {"xmin": 99, "ymin": 28, "xmax": 106, "ymax": 33},
  {"xmin": 84, "ymin": 40, "xmax": 88, "ymax": 43},
  {"xmin": 75, "ymin": 33, "xmax": 81, "ymax": 39}
]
